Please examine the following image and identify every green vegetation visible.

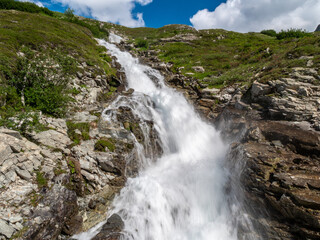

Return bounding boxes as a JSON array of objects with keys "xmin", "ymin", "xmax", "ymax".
[
  {"xmin": 36, "ymin": 171, "xmax": 47, "ymax": 188},
  {"xmin": 62, "ymin": 8, "xmax": 109, "ymax": 39},
  {"xmin": 68, "ymin": 159, "xmax": 76, "ymax": 174},
  {"xmin": 276, "ymin": 28, "xmax": 312, "ymax": 40},
  {"xmin": 113, "ymin": 24, "xmax": 319, "ymax": 88},
  {"xmin": 0, "ymin": 111, "xmax": 48, "ymax": 136},
  {"xmin": 0, "ymin": 0, "xmax": 53, "ymax": 16},
  {"xmin": 7, "ymin": 52, "xmax": 74, "ymax": 117},
  {"xmin": 0, "ymin": 10, "xmax": 115, "ymax": 132},
  {"xmin": 260, "ymin": 29, "xmax": 277, "ymax": 37},
  {"xmin": 135, "ymin": 38, "xmax": 149, "ymax": 49},
  {"xmin": 10, "ymin": 226, "xmax": 29, "ymax": 239},
  {"xmin": 66, "ymin": 121, "xmax": 90, "ymax": 145},
  {"xmin": 94, "ymin": 138, "xmax": 115, "ymax": 152}
]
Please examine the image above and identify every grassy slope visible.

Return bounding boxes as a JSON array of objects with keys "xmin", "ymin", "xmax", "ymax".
[
  {"xmin": 111, "ymin": 24, "xmax": 320, "ymax": 88},
  {"xmin": 0, "ymin": 10, "xmax": 115, "ymax": 132},
  {"xmin": 0, "ymin": 10, "xmax": 112, "ymax": 77}
]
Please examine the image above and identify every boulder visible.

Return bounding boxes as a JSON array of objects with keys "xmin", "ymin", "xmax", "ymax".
[{"xmin": 91, "ymin": 214, "xmax": 124, "ymax": 240}]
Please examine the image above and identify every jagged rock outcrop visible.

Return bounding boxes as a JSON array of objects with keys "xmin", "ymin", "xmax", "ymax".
[
  {"xmin": 212, "ymin": 64, "xmax": 320, "ymax": 238},
  {"xmin": 315, "ymin": 24, "xmax": 320, "ymax": 32}
]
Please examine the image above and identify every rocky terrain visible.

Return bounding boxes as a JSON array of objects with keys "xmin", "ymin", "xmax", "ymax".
[
  {"xmin": 0, "ymin": 48, "xmax": 163, "ymax": 239},
  {"xmin": 1, "ymin": 5, "xmax": 320, "ymax": 240},
  {"xmin": 121, "ymin": 37, "xmax": 320, "ymax": 239}
]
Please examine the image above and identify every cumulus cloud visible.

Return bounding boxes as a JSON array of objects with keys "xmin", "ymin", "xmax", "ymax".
[
  {"xmin": 52, "ymin": 0, "xmax": 152, "ymax": 27},
  {"xmin": 18, "ymin": 0, "xmax": 44, "ymax": 7},
  {"xmin": 190, "ymin": 0, "xmax": 320, "ymax": 32}
]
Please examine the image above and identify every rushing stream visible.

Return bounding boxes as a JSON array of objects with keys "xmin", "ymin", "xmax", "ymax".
[{"xmin": 74, "ymin": 36, "xmax": 244, "ymax": 240}]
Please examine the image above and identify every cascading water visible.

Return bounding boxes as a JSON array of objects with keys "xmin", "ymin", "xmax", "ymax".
[{"xmin": 74, "ymin": 36, "xmax": 245, "ymax": 240}]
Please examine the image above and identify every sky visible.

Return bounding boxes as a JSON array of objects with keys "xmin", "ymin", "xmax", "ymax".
[{"xmin": 20, "ymin": 0, "xmax": 320, "ymax": 32}]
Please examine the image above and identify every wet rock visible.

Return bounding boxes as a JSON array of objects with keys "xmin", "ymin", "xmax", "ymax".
[
  {"xmin": 217, "ymin": 106, "xmax": 320, "ymax": 239},
  {"xmin": 91, "ymin": 214, "xmax": 124, "ymax": 240}
]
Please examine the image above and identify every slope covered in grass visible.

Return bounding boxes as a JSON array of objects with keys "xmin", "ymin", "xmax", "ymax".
[
  {"xmin": 0, "ymin": 10, "xmax": 114, "ymax": 131},
  {"xmin": 112, "ymin": 24, "xmax": 320, "ymax": 89}
]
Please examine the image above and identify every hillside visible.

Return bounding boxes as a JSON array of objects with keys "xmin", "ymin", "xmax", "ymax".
[{"xmin": 1, "ymin": 5, "xmax": 320, "ymax": 240}]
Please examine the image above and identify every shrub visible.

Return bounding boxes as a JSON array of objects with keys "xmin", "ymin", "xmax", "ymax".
[
  {"xmin": 276, "ymin": 28, "xmax": 311, "ymax": 40},
  {"xmin": 7, "ymin": 56, "xmax": 71, "ymax": 117},
  {"xmin": 64, "ymin": 7, "xmax": 74, "ymax": 20},
  {"xmin": 66, "ymin": 121, "xmax": 90, "ymax": 145},
  {"xmin": 260, "ymin": 29, "xmax": 277, "ymax": 37},
  {"xmin": 135, "ymin": 39, "xmax": 149, "ymax": 49}
]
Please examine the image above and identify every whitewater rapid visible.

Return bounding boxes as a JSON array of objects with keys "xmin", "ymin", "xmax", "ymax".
[{"xmin": 75, "ymin": 37, "xmax": 240, "ymax": 240}]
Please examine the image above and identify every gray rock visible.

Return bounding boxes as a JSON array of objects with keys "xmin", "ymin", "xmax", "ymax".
[
  {"xmin": 0, "ymin": 128, "xmax": 22, "ymax": 140},
  {"xmin": 77, "ymin": 72, "xmax": 83, "ymax": 79},
  {"xmin": 91, "ymin": 214, "xmax": 124, "ymax": 240},
  {"xmin": 16, "ymin": 168, "xmax": 32, "ymax": 180},
  {"xmin": 33, "ymin": 130, "xmax": 72, "ymax": 150},
  {"xmin": 251, "ymin": 81, "xmax": 272, "ymax": 98},
  {"xmin": 315, "ymin": 24, "xmax": 320, "ymax": 32},
  {"xmin": 192, "ymin": 66, "xmax": 205, "ymax": 73},
  {"xmin": 298, "ymin": 87, "xmax": 310, "ymax": 97},
  {"xmin": 0, "ymin": 219, "xmax": 15, "ymax": 238},
  {"xmin": 0, "ymin": 142, "xmax": 12, "ymax": 165},
  {"xmin": 235, "ymin": 100, "xmax": 252, "ymax": 111},
  {"xmin": 72, "ymin": 112, "xmax": 98, "ymax": 123},
  {"xmin": 23, "ymin": 184, "xmax": 81, "ymax": 239},
  {"xmin": 201, "ymin": 88, "xmax": 220, "ymax": 98}
]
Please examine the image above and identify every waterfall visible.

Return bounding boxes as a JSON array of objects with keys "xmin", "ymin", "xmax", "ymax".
[{"xmin": 74, "ymin": 37, "xmax": 243, "ymax": 240}]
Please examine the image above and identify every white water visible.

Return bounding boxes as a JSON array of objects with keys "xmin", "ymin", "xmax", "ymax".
[{"xmin": 75, "ymin": 38, "xmax": 240, "ymax": 240}]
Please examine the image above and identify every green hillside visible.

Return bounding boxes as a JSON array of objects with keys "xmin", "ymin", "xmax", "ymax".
[
  {"xmin": 0, "ymin": 10, "xmax": 114, "ymax": 128},
  {"xmin": 113, "ymin": 24, "xmax": 320, "ymax": 88}
]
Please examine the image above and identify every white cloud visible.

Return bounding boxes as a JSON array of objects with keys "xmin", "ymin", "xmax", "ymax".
[
  {"xmin": 52, "ymin": 0, "xmax": 152, "ymax": 27},
  {"xmin": 18, "ymin": 0, "xmax": 44, "ymax": 7},
  {"xmin": 190, "ymin": 0, "xmax": 320, "ymax": 32}
]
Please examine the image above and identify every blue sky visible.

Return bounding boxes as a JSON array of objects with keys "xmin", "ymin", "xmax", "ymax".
[
  {"xmin": 23, "ymin": 0, "xmax": 320, "ymax": 32},
  {"xmin": 132, "ymin": 0, "xmax": 224, "ymax": 28}
]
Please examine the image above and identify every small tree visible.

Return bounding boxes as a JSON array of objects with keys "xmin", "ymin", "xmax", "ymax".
[{"xmin": 64, "ymin": 7, "xmax": 74, "ymax": 20}]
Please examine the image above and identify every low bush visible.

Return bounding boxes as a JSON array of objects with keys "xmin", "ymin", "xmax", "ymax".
[
  {"xmin": 276, "ymin": 28, "xmax": 311, "ymax": 40},
  {"xmin": 260, "ymin": 29, "xmax": 277, "ymax": 37},
  {"xmin": 7, "ymin": 54, "xmax": 71, "ymax": 117},
  {"xmin": 135, "ymin": 39, "xmax": 149, "ymax": 49}
]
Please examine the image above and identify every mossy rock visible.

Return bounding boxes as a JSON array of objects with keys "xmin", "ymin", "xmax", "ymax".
[{"xmin": 94, "ymin": 138, "xmax": 115, "ymax": 152}]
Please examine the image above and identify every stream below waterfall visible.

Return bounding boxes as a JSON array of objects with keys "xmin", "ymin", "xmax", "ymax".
[{"xmin": 74, "ymin": 36, "xmax": 250, "ymax": 240}]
